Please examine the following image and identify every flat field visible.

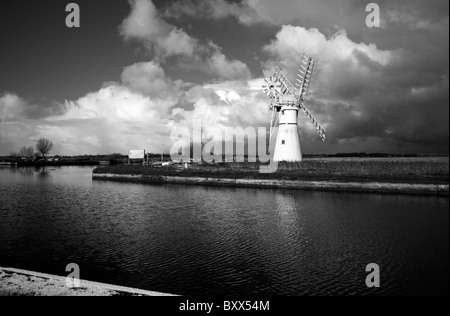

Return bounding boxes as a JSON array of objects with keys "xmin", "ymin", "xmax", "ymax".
[{"xmin": 94, "ymin": 157, "xmax": 449, "ymax": 185}]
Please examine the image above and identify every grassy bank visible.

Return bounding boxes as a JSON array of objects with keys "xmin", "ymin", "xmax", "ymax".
[
  {"xmin": 93, "ymin": 157, "xmax": 449, "ymax": 185},
  {"xmin": 0, "ymin": 267, "xmax": 172, "ymax": 296}
]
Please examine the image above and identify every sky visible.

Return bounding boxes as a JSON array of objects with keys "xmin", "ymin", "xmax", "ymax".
[{"xmin": 0, "ymin": 0, "xmax": 448, "ymax": 156}]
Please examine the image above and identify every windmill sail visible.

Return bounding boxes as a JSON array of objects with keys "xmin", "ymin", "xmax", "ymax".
[
  {"xmin": 268, "ymin": 64, "xmax": 326, "ymax": 142},
  {"xmin": 295, "ymin": 54, "xmax": 315, "ymax": 100},
  {"xmin": 262, "ymin": 54, "xmax": 326, "ymax": 162},
  {"xmin": 274, "ymin": 67, "xmax": 296, "ymax": 96},
  {"xmin": 299, "ymin": 102, "xmax": 326, "ymax": 141},
  {"xmin": 270, "ymin": 109, "xmax": 280, "ymax": 140}
]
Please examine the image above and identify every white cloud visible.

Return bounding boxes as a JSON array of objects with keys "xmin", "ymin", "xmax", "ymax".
[
  {"xmin": 0, "ymin": 59, "xmax": 265, "ymax": 155},
  {"xmin": 260, "ymin": 24, "xmax": 449, "ymax": 153},
  {"xmin": 119, "ymin": 0, "xmax": 197, "ymax": 59},
  {"xmin": 52, "ymin": 85, "xmax": 170, "ymax": 123},
  {"xmin": 0, "ymin": 62, "xmax": 184, "ymax": 155},
  {"xmin": 207, "ymin": 52, "xmax": 252, "ymax": 80},
  {"xmin": 120, "ymin": 61, "xmax": 188, "ymax": 98},
  {"xmin": 169, "ymin": 79, "xmax": 270, "ymax": 142},
  {"xmin": 159, "ymin": 29, "xmax": 197, "ymax": 57},
  {"xmin": 264, "ymin": 26, "xmax": 391, "ymax": 67},
  {"xmin": 261, "ymin": 25, "xmax": 400, "ymax": 144},
  {"xmin": 2, "ymin": 2, "xmax": 447, "ymax": 155},
  {"xmin": 37, "ymin": 84, "xmax": 169, "ymax": 154},
  {"xmin": 263, "ymin": 26, "xmax": 394, "ymax": 101},
  {"xmin": 0, "ymin": 93, "xmax": 66, "ymax": 122},
  {"xmin": 119, "ymin": 0, "xmax": 251, "ymax": 80},
  {"xmin": 0, "ymin": 93, "xmax": 27, "ymax": 121}
]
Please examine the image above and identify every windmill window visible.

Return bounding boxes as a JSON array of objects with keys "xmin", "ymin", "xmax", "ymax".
[{"xmin": 282, "ymin": 140, "xmax": 286, "ymax": 145}]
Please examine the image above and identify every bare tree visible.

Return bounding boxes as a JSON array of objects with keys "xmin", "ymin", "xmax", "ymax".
[
  {"xmin": 19, "ymin": 146, "xmax": 35, "ymax": 158},
  {"xmin": 36, "ymin": 138, "xmax": 54, "ymax": 159}
]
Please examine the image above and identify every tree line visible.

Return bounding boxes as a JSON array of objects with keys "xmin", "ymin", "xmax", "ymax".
[{"xmin": 10, "ymin": 138, "xmax": 54, "ymax": 159}]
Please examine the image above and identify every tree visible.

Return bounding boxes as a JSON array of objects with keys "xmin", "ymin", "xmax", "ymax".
[
  {"xmin": 19, "ymin": 146, "xmax": 35, "ymax": 158},
  {"xmin": 36, "ymin": 138, "xmax": 54, "ymax": 159}
]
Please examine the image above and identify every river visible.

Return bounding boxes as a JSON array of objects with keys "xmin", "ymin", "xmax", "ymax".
[{"xmin": 0, "ymin": 166, "xmax": 448, "ymax": 295}]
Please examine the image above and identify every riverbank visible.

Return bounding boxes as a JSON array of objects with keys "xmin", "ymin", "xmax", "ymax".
[
  {"xmin": 0, "ymin": 161, "xmax": 100, "ymax": 167},
  {"xmin": 92, "ymin": 158, "xmax": 449, "ymax": 196},
  {"xmin": 17, "ymin": 161, "xmax": 100, "ymax": 167},
  {"xmin": 0, "ymin": 154, "xmax": 128, "ymax": 167},
  {"xmin": 0, "ymin": 267, "xmax": 173, "ymax": 296}
]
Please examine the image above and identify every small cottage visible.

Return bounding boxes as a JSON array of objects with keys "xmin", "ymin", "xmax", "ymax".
[{"xmin": 128, "ymin": 150, "xmax": 148, "ymax": 165}]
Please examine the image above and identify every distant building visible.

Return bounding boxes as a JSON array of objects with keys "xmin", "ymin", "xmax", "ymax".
[{"xmin": 128, "ymin": 150, "xmax": 148, "ymax": 165}]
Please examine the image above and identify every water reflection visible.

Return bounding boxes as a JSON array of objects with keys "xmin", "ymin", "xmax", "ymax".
[
  {"xmin": 37, "ymin": 166, "xmax": 50, "ymax": 179},
  {"xmin": 0, "ymin": 167, "xmax": 448, "ymax": 296},
  {"xmin": 11, "ymin": 167, "xmax": 34, "ymax": 177},
  {"xmin": 274, "ymin": 193, "xmax": 300, "ymax": 228},
  {"xmin": 7, "ymin": 166, "xmax": 55, "ymax": 179}
]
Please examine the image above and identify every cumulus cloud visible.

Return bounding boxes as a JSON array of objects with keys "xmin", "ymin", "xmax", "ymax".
[
  {"xmin": 44, "ymin": 84, "xmax": 173, "ymax": 154},
  {"xmin": 1, "ymin": 1, "xmax": 447, "ymax": 155},
  {"xmin": 0, "ymin": 60, "xmax": 181, "ymax": 155},
  {"xmin": 166, "ymin": 78, "xmax": 271, "ymax": 159},
  {"xmin": 263, "ymin": 26, "xmax": 393, "ymax": 98},
  {"xmin": 117, "ymin": 2, "xmax": 448, "ymax": 154},
  {"xmin": 206, "ymin": 50, "xmax": 252, "ymax": 80},
  {"xmin": 263, "ymin": 25, "xmax": 449, "ymax": 152},
  {"xmin": 0, "ymin": 93, "xmax": 66, "ymax": 121},
  {"xmin": 119, "ymin": 0, "xmax": 197, "ymax": 58},
  {"xmin": 0, "ymin": 59, "xmax": 264, "ymax": 155},
  {"xmin": 120, "ymin": 61, "xmax": 189, "ymax": 98},
  {"xmin": 120, "ymin": 0, "xmax": 251, "ymax": 80},
  {"xmin": 170, "ymin": 79, "xmax": 268, "ymax": 130},
  {"xmin": 52, "ymin": 85, "xmax": 172, "ymax": 124}
]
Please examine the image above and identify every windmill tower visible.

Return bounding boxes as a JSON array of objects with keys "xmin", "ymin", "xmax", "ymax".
[{"xmin": 262, "ymin": 54, "xmax": 326, "ymax": 162}]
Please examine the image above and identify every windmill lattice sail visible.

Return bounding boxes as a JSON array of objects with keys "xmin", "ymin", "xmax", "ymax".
[
  {"xmin": 262, "ymin": 54, "xmax": 326, "ymax": 162},
  {"xmin": 295, "ymin": 55, "xmax": 315, "ymax": 100},
  {"xmin": 299, "ymin": 102, "xmax": 326, "ymax": 142}
]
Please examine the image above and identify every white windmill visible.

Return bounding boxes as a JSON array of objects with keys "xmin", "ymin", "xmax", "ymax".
[{"xmin": 262, "ymin": 54, "xmax": 326, "ymax": 162}]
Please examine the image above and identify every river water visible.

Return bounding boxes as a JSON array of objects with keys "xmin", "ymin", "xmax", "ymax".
[{"xmin": 0, "ymin": 166, "xmax": 448, "ymax": 296}]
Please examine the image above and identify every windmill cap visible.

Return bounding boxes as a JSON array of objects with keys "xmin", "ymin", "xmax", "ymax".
[{"xmin": 281, "ymin": 95, "xmax": 298, "ymax": 102}]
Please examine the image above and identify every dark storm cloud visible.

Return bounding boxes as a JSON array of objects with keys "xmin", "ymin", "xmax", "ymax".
[
  {"xmin": 162, "ymin": 0, "xmax": 448, "ymax": 37},
  {"xmin": 318, "ymin": 52, "xmax": 449, "ymax": 153},
  {"xmin": 250, "ymin": 0, "xmax": 448, "ymax": 153},
  {"xmin": 307, "ymin": 42, "xmax": 449, "ymax": 153}
]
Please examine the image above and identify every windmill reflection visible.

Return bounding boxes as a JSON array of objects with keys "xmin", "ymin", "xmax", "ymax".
[{"xmin": 274, "ymin": 193, "xmax": 302, "ymax": 236}]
